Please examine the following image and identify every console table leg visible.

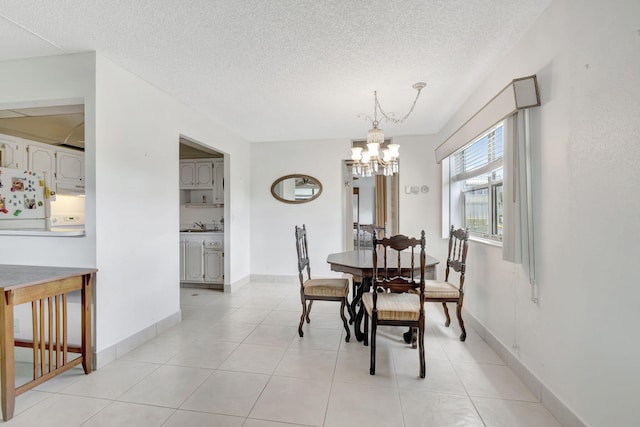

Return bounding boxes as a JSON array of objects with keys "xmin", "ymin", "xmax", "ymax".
[
  {"xmin": 81, "ymin": 274, "xmax": 93, "ymax": 374},
  {"xmin": 0, "ymin": 292, "xmax": 16, "ymax": 421}
]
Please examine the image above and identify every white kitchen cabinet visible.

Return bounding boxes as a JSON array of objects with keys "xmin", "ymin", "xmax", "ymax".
[
  {"xmin": 179, "ymin": 160, "xmax": 213, "ymax": 189},
  {"xmin": 0, "ymin": 134, "xmax": 26, "ymax": 169},
  {"xmin": 212, "ymin": 159, "xmax": 224, "ymax": 204},
  {"xmin": 20, "ymin": 138, "xmax": 85, "ymax": 194},
  {"xmin": 56, "ymin": 149, "xmax": 85, "ymax": 193},
  {"xmin": 179, "ymin": 162, "xmax": 197, "ymax": 188},
  {"xmin": 184, "ymin": 238, "xmax": 205, "ymax": 282},
  {"xmin": 27, "ymin": 143, "xmax": 56, "ymax": 185},
  {"xmin": 179, "ymin": 238, "xmax": 186, "ymax": 281},
  {"xmin": 204, "ymin": 249, "xmax": 223, "ymax": 283},
  {"xmin": 181, "ymin": 233, "xmax": 224, "ymax": 284}
]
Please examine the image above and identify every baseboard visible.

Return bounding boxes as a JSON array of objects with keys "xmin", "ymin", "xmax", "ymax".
[
  {"xmin": 226, "ymin": 274, "xmax": 251, "ymax": 292},
  {"xmin": 463, "ymin": 309, "xmax": 586, "ymax": 427},
  {"xmin": 94, "ymin": 310, "xmax": 182, "ymax": 369},
  {"xmin": 249, "ymin": 274, "xmax": 298, "ymax": 284},
  {"xmin": 181, "ymin": 282, "xmax": 223, "ymax": 291}
]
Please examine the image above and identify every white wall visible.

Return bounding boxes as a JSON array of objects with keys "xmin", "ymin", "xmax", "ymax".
[
  {"xmin": 250, "ymin": 139, "xmax": 348, "ymax": 278},
  {"xmin": 436, "ymin": 0, "xmax": 640, "ymax": 425},
  {"xmin": 94, "ymin": 55, "xmax": 251, "ymax": 358},
  {"xmin": 394, "ymin": 134, "xmax": 447, "ymax": 258}
]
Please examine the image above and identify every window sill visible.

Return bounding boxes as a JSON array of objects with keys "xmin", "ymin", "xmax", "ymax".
[{"xmin": 469, "ymin": 235, "xmax": 502, "ymax": 248}]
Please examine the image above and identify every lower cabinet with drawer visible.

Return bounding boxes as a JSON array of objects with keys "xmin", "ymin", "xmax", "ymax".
[{"xmin": 180, "ymin": 233, "xmax": 224, "ymax": 285}]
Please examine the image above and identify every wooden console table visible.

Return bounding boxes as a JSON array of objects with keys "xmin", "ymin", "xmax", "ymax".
[{"xmin": 0, "ymin": 265, "xmax": 96, "ymax": 421}]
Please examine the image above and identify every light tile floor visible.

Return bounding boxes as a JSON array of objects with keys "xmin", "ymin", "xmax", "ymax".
[{"xmin": 2, "ymin": 281, "xmax": 563, "ymax": 426}]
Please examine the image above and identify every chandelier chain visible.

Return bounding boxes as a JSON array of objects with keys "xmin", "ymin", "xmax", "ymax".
[
  {"xmin": 374, "ymin": 86, "xmax": 423, "ymax": 125},
  {"xmin": 350, "ymin": 82, "xmax": 426, "ymax": 177}
]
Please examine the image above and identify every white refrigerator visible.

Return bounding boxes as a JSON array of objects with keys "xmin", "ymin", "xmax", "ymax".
[{"xmin": 0, "ymin": 167, "xmax": 48, "ymax": 227}]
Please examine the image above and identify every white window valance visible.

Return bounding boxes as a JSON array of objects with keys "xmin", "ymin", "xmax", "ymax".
[{"xmin": 435, "ymin": 75, "xmax": 540, "ymax": 164}]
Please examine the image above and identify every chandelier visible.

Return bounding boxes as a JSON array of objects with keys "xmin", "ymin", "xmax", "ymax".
[{"xmin": 351, "ymin": 82, "xmax": 426, "ymax": 177}]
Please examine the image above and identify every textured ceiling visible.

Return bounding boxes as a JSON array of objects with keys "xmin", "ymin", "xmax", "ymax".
[{"xmin": 0, "ymin": 0, "xmax": 551, "ymax": 143}]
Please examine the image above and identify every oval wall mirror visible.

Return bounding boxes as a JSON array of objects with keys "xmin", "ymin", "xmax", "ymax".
[{"xmin": 271, "ymin": 174, "xmax": 323, "ymax": 204}]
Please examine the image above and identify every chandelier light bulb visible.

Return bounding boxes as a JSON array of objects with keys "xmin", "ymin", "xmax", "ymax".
[
  {"xmin": 366, "ymin": 141, "xmax": 380, "ymax": 158},
  {"xmin": 361, "ymin": 150, "xmax": 371, "ymax": 164},
  {"xmin": 351, "ymin": 146, "xmax": 363, "ymax": 161},
  {"xmin": 387, "ymin": 143, "xmax": 400, "ymax": 159}
]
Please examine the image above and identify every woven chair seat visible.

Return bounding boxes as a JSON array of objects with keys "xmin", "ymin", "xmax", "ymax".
[
  {"xmin": 303, "ymin": 278, "xmax": 349, "ymax": 297},
  {"xmin": 362, "ymin": 292, "xmax": 420, "ymax": 321},
  {"xmin": 424, "ymin": 280, "xmax": 460, "ymax": 299}
]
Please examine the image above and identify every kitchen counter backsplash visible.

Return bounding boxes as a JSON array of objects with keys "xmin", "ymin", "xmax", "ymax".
[{"xmin": 180, "ymin": 222, "xmax": 224, "ymax": 232}]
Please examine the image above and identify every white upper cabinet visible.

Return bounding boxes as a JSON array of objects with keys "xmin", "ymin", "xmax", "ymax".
[
  {"xmin": 26, "ymin": 141, "xmax": 84, "ymax": 194},
  {"xmin": 2, "ymin": 135, "xmax": 85, "ymax": 194},
  {"xmin": 195, "ymin": 161, "xmax": 213, "ymax": 187},
  {"xmin": 180, "ymin": 160, "xmax": 214, "ymax": 189},
  {"xmin": 180, "ymin": 158, "xmax": 224, "ymax": 206},
  {"xmin": 212, "ymin": 159, "xmax": 224, "ymax": 204},
  {"xmin": 0, "ymin": 134, "xmax": 26, "ymax": 169},
  {"xmin": 179, "ymin": 161, "xmax": 196, "ymax": 187},
  {"xmin": 56, "ymin": 149, "xmax": 85, "ymax": 193},
  {"xmin": 27, "ymin": 143, "xmax": 56, "ymax": 184}
]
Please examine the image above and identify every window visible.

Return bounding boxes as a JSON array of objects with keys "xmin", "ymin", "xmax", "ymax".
[{"xmin": 449, "ymin": 124, "xmax": 504, "ymax": 241}]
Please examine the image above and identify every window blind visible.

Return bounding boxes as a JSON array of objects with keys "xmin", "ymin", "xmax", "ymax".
[{"xmin": 451, "ymin": 125, "xmax": 503, "ymax": 182}]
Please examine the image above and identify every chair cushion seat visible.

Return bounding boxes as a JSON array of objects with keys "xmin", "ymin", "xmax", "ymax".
[
  {"xmin": 424, "ymin": 280, "xmax": 460, "ymax": 299},
  {"xmin": 303, "ymin": 278, "xmax": 349, "ymax": 297},
  {"xmin": 362, "ymin": 292, "xmax": 421, "ymax": 321}
]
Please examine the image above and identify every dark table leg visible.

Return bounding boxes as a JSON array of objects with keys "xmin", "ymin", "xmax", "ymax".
[
  {"xmin": 352, "ymin": 278, "xmax": 370, "ymax": 342},
  {"xmin": 403, "ymin": 328, "xmax": 417, "ymax": 348},
  {"xmin": 349, "ymin": 282, "xmax": 359, "ymax": 326}
]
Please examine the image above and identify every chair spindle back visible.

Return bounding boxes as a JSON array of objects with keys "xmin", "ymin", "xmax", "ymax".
[
  {"xmin": 444, "ymin": 225, "xmax": 470, "ymax": 289},
  {"xmin": 373, "ymin": 231, "xmax": 426, "ymax": 295},
  {"xmin": 295, "ymin": 224, "xmax": 312, "ymax": 284}
]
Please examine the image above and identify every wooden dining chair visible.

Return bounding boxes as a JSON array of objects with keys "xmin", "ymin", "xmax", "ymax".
[
  {"xmin": 363, "ymin": 231, "xmax": 426, "ymax": 378},
  {"xmin": 295, "ymin": 225, "xmax": 352, "ymax": 342},
  {"xmin": 424, "ymin": 226, "xmax": 470, "ymax": 341}
]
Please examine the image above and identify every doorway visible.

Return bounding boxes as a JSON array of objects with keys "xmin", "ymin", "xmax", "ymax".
[
  {"xmin": 343, "ymin": 161, "xmax": 399, "ymax": 249},
  {"xmin": 179, "ymin": 136, "xmax": 227, "ymax": 290}
]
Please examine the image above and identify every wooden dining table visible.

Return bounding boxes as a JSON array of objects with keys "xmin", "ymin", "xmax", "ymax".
[{"xmin": 326, "ymin": 249, "xmax": 439, "ymax": 342}]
